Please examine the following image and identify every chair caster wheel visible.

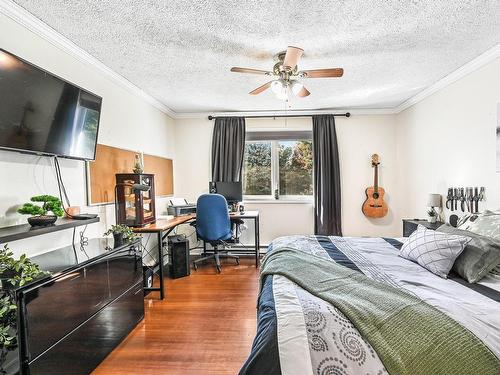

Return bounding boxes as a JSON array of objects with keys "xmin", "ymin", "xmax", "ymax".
[
  {"xmin": 216, "ymin": 266, "xmax": 221, "ymax": 273},
  {"xmin": 193, "ymin": 263, "xmax": 197, "ymax": 271},
  {"xmin": 236, "ymin": 258, "xmax": 240, "ymax": 265}
]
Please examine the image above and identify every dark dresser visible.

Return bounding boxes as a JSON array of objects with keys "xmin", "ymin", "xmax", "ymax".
[
  {"xmin": 402, "ymin": 219, "xmax": 445, "ymax": 237},
  {"xmin": 4, "ymin": 238, "xmax": 143, "ymax": 375}
]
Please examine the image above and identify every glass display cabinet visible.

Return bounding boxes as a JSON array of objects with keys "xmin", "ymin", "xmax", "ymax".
[{"xmin": 115, "ymin": 173, "xmax": 156, "ymax": 227}]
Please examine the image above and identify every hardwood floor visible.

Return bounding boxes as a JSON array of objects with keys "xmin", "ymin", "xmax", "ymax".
[{"xmin": 93, "ymin": 257, "xmax": 260, "ymax": 375}]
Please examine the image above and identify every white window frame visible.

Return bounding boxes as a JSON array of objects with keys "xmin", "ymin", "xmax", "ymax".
[{"xmin": 243, "ymin": 133, "xmax": 313, "ymax": 202}]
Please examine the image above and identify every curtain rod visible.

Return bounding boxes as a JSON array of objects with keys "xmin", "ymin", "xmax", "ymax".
[{"xmin": 207, "ymin": 112, "xmax": 350, "ymax": 120}]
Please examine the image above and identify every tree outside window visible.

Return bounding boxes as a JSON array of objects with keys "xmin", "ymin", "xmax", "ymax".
[
  {"xmin": 243, "ymin": 137, "xmax": 313, "ymax": 199},
  {"xmin": 242, "ymin": 141, "xmax": 272, "ymax": 195}
]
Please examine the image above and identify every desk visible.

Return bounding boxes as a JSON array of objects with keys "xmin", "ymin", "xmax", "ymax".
[
  {"xmin": 201, "ymin": 210, "xmax": 260, "ymax": 267},
  {"xmin": 131, "ymin": 211, "xmax": 260, "ymax": 299},
  {"xmin": 232, "ymin": 210, "xmax": 260, "ymax": 267},
  {"xmin": 132, "ymin": 215, "xmax": 194, "ymax": 299}
]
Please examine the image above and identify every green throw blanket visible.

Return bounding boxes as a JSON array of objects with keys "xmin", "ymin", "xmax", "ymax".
[{"xmin": 261, "ymin": 246, "xmax": 500, "ymax": 375}]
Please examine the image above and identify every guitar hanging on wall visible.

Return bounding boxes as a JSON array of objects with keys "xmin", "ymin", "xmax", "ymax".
[{"xmin": 362, "ymin": 154, "xmax": 388, "ymax": 218}]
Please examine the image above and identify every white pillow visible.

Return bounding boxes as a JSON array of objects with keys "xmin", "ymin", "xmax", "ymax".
[{"xmin": 400, "ymin": 225, "xmax": 471, "ymax": 278}]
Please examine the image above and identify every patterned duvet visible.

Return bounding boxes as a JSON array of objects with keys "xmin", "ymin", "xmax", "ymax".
[{"xmin": 239, "ymin": 235, "xmax": 500, "ymax": 375}]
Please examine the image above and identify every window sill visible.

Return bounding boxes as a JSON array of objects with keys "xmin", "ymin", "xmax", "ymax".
[{"xmin": 243, "ymin": 199, "xmax": 313, "ymax": 205}]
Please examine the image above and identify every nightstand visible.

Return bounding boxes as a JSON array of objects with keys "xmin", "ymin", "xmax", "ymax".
[{"xmin": 402, "ymin": 219, "xmax": 445, "ymax": 237}]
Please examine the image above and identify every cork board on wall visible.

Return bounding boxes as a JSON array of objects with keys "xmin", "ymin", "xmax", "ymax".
[
  {"xmin": 143, "ymin": 154, "xmax": 174, "ymax": 196},
  {"xmin": 87, "ymin": 144, "xmax": 174, "ymax": 205}
]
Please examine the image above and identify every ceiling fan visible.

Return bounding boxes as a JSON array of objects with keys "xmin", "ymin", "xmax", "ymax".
[{"xmin": 230, "ymin": 46, "xmax": 343, "ymax": 100}]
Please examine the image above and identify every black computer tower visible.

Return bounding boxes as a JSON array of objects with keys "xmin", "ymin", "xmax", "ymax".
[{"xmin": 168, "ymin": 235, "xmax": 190, "ymax": 278}]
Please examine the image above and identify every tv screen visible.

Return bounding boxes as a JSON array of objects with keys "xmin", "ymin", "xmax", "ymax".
[{"xmin": 0, "ymin": 49, "xmax": 102, "ymax": 160}]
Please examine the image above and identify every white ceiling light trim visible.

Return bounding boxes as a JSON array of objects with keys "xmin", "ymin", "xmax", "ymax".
[{"xmin": 0, "ymin": 0, "xmax": 176, "ymax": 118}]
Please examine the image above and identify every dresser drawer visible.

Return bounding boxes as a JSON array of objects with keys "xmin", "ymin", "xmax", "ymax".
[
  {"xmin": 108, "ymin": 245, "xmax": 142, "ymax": 299},
  {"xmin": 22, "ymin": 246, "xmax": 141, "ymax": 360},
  {"xmin": 402, "ymin": 219, "xmax": 444, "ymax": 237},
  {"xmin": 27, "ymin": 282, "xmax": 144, "ymax": 375},
  {"xmin": 23, "ymin": 257, "xmax": 109, "ymax": 360},
  {"xmin": 403, "ymin": 221, "xmax": 418, "ymax": 237}
]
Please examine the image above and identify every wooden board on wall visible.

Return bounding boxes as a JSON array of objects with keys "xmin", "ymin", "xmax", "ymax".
[
  {"xmin": 143, "ymin": 154, "xmax": 173, "ymax": 196},
  {"xmin": 87, "ymin": 144, "xmax": 174, "ymax": 205}
]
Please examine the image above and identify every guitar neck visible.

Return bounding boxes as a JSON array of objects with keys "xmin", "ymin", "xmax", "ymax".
[{"xmin": 373, "ymin": 164, "xmax": 379, "ymax": 193}]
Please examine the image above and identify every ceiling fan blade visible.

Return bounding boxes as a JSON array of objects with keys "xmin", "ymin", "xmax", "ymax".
[
  {"xmin": 249, "ymin": 81, "xmax": 272, "ymax": 95},
  {"xmin": 231, "ymin": 67, "xmax": 271, "ymax": 75},
  {"xmin": 297, "ymin": 86, "xmax": 310, "ymax": 97},
  {"xmin": 283, "ymin": 46, "xmax": 304, "ymax": 69},
  {"xmin": 301, "ymin": 68, "xmax": 344, "ymax": 78}
]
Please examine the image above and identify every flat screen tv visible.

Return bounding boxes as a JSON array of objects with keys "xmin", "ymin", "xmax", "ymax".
[{"xmin": 0, "ymin": 49, "xmax": 102, "ymax": 160}]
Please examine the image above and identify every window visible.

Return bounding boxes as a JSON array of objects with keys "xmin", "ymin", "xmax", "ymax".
[
  {"xmin": 242, "ymin": 141, "xmax": 272, "ymax": 195},
  {"xmin": 242, "ymin": 131, "xmax": 313, "ymax": 200}
]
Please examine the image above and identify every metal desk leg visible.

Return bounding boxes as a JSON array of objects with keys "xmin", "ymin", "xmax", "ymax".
[
  {"xmin": 254, "ymin": 216, "xmax": 260, "ymax": 267},
  {"xmin": 157, "ymin": 231, "xmax": 165, "ymax": 300}
]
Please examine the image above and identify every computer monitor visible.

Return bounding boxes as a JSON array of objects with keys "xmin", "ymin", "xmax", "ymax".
[{"xmin": 210, "ymin": 181, "xmax": 242, "ymax": 203}]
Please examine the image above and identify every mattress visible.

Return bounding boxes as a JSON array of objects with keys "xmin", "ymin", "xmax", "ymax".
[{"xmin": 239, "ymin": 235, "xmax": 500, "ymax": 375}]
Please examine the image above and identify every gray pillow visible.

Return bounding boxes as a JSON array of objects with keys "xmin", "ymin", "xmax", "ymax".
[
  {"xmin": 400, "ymin": 225, "xmax": 471, "ymax": 278},
  {"xmin": 437, "ymin": 224, "xmax": 500, "ymax": 283},
  {"xmin": 457, "ymin": 211, "xmax": 500, "ymax": 239}
]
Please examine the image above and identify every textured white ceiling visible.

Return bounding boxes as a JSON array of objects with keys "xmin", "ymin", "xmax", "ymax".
[{"xmin": 12, "ymin": 0, "xmax": 500, "ymax": 113}]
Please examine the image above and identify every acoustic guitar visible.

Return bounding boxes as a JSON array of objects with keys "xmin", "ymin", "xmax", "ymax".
[{"xmin": 362, "ymin": 154, "xmax": 388, "ymax": 218}]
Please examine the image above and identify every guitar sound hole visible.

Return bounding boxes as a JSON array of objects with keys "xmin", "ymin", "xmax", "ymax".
[{"xmin": 372, "ymin": 192, "xmax": 379, "ymax": 199}]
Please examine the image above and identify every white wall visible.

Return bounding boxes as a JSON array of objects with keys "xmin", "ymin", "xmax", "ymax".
[
  {"xmin": 174, "ymin": 114, "xmax": 400, "ymax": 244},
  {"xmin": 396, "ymin": 55, "xmax": 500, "ymax": 222},
  {"xmin": 338, "ymin": 114, "xmax": 399, "ymax": 237},
  {"xmin": 0, "ymin": 13, "xmax": 175, "ymax": 258}
]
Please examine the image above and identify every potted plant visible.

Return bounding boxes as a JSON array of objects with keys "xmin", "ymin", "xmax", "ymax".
[
  {"xmin": 427, "ymin": 208, "xmax": 438, "ymax": 223},
  {"xmin": 0, "ymin": 245, "xmax": 46, "ymax": 372},
  {"xmin": 104, "ymin": 224, "xmax": 139, "ymax": 248},
  {"xmin": 17, "ymin": 195, "xmax": 64, "ymax": 227}
]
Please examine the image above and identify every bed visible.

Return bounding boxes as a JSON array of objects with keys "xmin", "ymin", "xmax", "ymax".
[{"xmin": 239, "ymin": 234, "xmax": 500, "ymax": 375}]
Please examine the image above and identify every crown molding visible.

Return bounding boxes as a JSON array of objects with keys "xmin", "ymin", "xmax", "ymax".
[
  {"xmin": 0, "ymin": 0, "xmax": 177, "ymax": 118},
  {"xmin": 395, "ymin": 42, "xmax": 500, "ymax": 113},
  {"xmin": 174, "ymin": 107, "xmax": 398, "ymax": 119}
]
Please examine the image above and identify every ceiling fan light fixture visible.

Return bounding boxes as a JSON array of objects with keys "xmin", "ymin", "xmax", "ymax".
[
  {"xmin": 230, "ymin": 46, "xmax": 344, "ymax": 100},
  {"xmin": 276, "ymin": 89, "xmax": 288, "ymax": 101},
  {"xmin": 290, "ymin": 80, "xmax": 304, "ymax": 96},
  {"xmin": 276, "ymin": 82, "xmax": 289, "ymax": 100},
  {"xmin": 271, "ymin": 79, "xmax": 284, "ymax": 94}
]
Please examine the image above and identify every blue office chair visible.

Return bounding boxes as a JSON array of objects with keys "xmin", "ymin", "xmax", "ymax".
[{"xmin": 192, "ymin": 194, "xmax": 239, "ymax": 273}]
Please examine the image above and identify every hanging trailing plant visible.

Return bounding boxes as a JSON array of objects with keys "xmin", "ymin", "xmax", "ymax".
[{"xmin": 0, "ymin": 245, "xmax": 47, "ymax": 371}]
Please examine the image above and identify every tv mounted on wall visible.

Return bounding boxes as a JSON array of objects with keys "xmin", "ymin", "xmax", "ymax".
[{"xmin": 0, "ymin": 49, "xmax": 102, "ymax": 161}]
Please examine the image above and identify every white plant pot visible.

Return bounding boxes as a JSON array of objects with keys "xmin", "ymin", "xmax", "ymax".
[{"xmin": 428, "ymin": 216, "xmax": 437, "ymax": 223}]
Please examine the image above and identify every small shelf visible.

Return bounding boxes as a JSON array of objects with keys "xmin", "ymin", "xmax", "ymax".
[{"xmin": 0, "ymin": 217, "xmax": 100, "ymax": 243}]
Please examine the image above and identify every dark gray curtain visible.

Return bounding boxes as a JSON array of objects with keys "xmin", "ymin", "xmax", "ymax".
[
  {"xmin": 312, "ymin": 114, "xmax": 342, "ymax": 236},
  {"xmin": 211, "ymin": 117, "xmax": 246, "ymax": 182}
]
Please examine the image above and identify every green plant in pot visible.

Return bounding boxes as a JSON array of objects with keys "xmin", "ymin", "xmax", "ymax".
[
  {"xmin": 427, "ymin": 208, "xmax": 437, "ymax": 224},
  {"xmin": 17, "ymin": 195, "xmax": 64, "ymax": 227},
  {"xmin": 104, "ymin": 224, "xmax": 139, "ymax": 248},
  {"xmin": 0, "ymin": 245, "xmax": 47, "ymax": 371}
]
